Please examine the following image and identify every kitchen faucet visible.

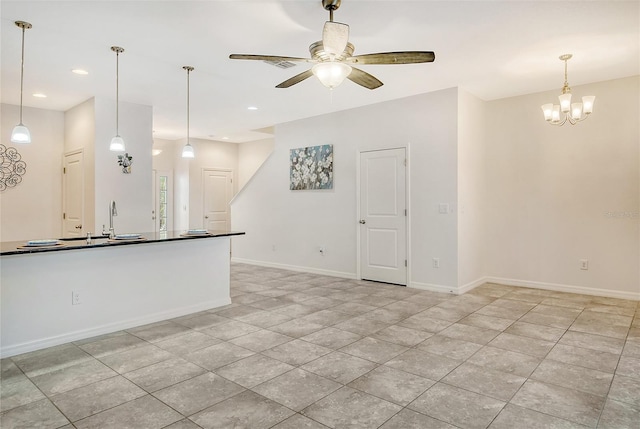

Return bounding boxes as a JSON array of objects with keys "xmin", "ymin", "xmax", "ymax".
[{"xmin": 102, "ymin": 200, "xmax": 117, "ymax": 238}]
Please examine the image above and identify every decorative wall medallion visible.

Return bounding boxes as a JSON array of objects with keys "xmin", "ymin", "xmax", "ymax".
[
  {"xmin": 117, "ymin": 152, "xmax": 133, "ymax": 174},
  {"xmin": 290, "ymin": 144, "xmax": 333, "ymax": 190},
  {"xmin": 0, "ymin": 144, "xmax": 27, "ymax": 191}
]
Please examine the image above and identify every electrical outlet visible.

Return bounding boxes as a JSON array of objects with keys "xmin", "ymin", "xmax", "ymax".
[
  {"xmin": 72, "ymin": 291, "xmax": 82, "ymax": 305},
  {"xmin": 438, "ymin": 203, "xmax": 449, "ymax": 214},
  {"xmin": 580, "ymin": 259, "xmax": 589, "ymax": 270},
  {"xmin": 433, "ymin": 258, "xmax": 440, "ymax": 268}
]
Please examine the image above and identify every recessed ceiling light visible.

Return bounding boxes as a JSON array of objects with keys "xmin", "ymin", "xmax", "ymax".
[
  {"xmin": 221, "ymin": 136, "xmax": 230, "ymax": 140},
  {"xmin": 247, "ymin": 106, "xmax": 258, "ymax": 110},
  {"xmin": 72, "ymin": 69, "xmax": 89, "ymax": 75},
  {"xmin": 32, "ymin": 93, "xmax": 47, "ymax": 98},
  {"xmin": 152, "ymin": 149, "xmax": 162, "ymax": 156}
]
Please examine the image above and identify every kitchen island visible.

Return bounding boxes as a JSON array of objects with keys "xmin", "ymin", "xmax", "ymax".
[{"xmin": 0, "ymin": 230, "xmax": 244, "ymax": 358}]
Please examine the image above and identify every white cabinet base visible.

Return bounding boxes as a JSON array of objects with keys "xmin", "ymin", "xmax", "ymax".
[{"xmin": 1, "ymin": 237, "xmax": 232, "ymax": 358}]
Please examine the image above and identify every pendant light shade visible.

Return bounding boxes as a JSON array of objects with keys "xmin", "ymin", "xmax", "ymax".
[
  {"xmin": 11, "ymin": 124, "xmax": 31, "ymax": 144},
  {"xmin": 110, "ymin": 46, "xmax": 125, "ymax": 151},
  {"xmin": 109, "ymin": 136, "xmax": 125, "ymax": 152},
  {"xmin": 11, "ymin": 21, "xmax": 32, "ymax": 144},
  {"xmin": 182, "ymin": 66, "xmax": 195, "ymax": 159},
  {"xmin": 182, "ymin": 143, "xmax": 195, "ymax": 158}
]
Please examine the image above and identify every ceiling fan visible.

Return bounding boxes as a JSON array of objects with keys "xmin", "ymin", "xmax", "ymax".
[{"xmin": 229, "ymin": 0, "xmax": 435, "ymax": 90}]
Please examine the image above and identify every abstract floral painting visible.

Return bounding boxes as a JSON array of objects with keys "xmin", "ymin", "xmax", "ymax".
[{"xmin": 290, "ymin": 144, "xmax": 333, "ymax": 190}]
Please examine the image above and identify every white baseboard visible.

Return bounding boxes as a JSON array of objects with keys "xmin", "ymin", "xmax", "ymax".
[
  {"xmin": 409, "ymin": 277, "xmax": 488, "ymax": 295},
  {"xmin": 232, "ymin": 257, "xmax": 356, "ymax": 280},
  {"xmin": 0, "ymin": 298, "xmax": 231, "ymax": 359},
  {"xmin": 408, "ymin": 281, "xmax": 457, "ymax": 294},
  {"xmin": 458, "ymin": 276, "xmax": 490, "ymax": 295},
  {"xmin": 486, "ymin": 277, "xmax": 640, "ymax": 301}
]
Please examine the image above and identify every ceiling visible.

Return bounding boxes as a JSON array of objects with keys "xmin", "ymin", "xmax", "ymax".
[{"xmin": 1, "ymin": 1, "xmax": 638, "ymax": 143}]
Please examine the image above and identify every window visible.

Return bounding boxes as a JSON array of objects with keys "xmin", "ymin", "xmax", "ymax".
[{"xmin": 159, "ymin": 175, "xmax": 168, "ymax": 232}]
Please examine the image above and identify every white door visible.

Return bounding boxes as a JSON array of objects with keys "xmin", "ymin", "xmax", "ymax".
[
  {"xmin": 202, "ymin": 169, "xmax": 233, "ymax": 231},
  {"xmin": 153, "ymin": 170, "xmax": 173, "ymax": 233},
  {"xmin": 359, "ymin": 148, "xmax": 407, "ymax": 285},
  {"xmin": 62, "ymin": 150, "xmax": 84, "ymax": 238}
]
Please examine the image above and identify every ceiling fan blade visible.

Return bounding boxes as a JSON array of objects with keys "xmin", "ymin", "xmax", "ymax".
[
  {"xmin": 347, "ymin": 51, "xmax": 435, "ymax": 65},
  {"xmin": 322, "ymin": 21, "xmax": 350, "ymax": 57},
  {"xmin": 276, "ymin": 69, "xmax": 314, "ymax": 88},
  {"xmin": 230, "ymin": 54, "xmax": 311, "ymax": 63},
  {"xmin": 347, "ymin": 67, "xmax": 383, "ymax": 90}
]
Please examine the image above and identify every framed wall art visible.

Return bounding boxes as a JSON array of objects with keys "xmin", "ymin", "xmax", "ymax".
[{"xmin": 290, "ymin": 144, "xmax": 333, "ymax": 190}]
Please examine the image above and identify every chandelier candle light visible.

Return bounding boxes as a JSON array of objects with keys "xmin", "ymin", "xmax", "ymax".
[
  {"xmin": 182, "ymin": 66, "xmax": 195, "ymax": 159},
  {"xmin": 11, "ymin": 21, "xmax": 33, "ymax": 144},
  {"xmin": 541, "ymin": 54, "xmax": 595, "ymax": 126},
  {"xmin": 109, "ymin": 46, "xmax": 126, "ymax": 151}
]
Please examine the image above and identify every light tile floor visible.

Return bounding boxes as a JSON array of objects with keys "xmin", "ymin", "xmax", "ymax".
[{"xmin": 1, "ymin": 263, "xmax": 639, "ymax": 428}]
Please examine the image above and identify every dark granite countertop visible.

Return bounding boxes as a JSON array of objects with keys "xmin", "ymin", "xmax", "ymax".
[{"xmin": 1, "ymin": 230, "xmax": 245, "ymax": 256}]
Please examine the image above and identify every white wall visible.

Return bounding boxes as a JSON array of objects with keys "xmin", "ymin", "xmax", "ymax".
[
  {"xmin": 238, "ymin": 138, "xmax": 274, "ymax": 190},
  {"xmin": 152, "ymin": 138, "xmax": 176, "ymax": 172},
  {"xmin": 0, "ymin": 104, "xmax": 64, "ymax": 241},
  {"xmin": 231, "ymin": 88, "xmax": 460, "ymax": 288},
  {"xmin": 485, "ymin": 76, "xmax": 639, "ymax": 298},
  {"xmin": 93, "ymin": 97, "xmax": 154, "ymax": 234},
  {"xmin": 173, "ymin": 142, "xmax": 191, "ymax": 232},
  {"xmin": 457, "ymin": 89, "xmax": 487, "ymax": 290}
]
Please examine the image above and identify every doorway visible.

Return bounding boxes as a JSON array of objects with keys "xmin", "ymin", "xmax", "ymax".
[
  {"xmin": 202, "ymin": 168, "xmax": 233, "ymax": 231},
  {"xmin": 358, "ymin": 147, "xmax": 408, "ymax": 285},
  {"xmin": 62, "ymin": 150, "xmax": 84, "ymax": 238}
]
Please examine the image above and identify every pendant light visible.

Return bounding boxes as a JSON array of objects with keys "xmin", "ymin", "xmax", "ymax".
[
  {"xmin": 109, "ymin": 46, "xmax": 126, "ymax": 151},
  {"xmin": 11, "ymin": 21, "xmax": 32, "ymax": 144},
  {"xmin": 182, "ymin": 66, "xmax": 195, "ymax": 159}
]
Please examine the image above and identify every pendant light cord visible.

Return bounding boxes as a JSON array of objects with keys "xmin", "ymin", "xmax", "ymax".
[
  {"xmin": 19, "ymin": 25, "xmax": 26, "ymax": 124},
  {"xmin": 110, "ymin": 47, "xmax": 124, "ymax": 141},
  {"xmin": 183, "ymin": 66, "xmax": 194, "ymax": 144},
  {"xmin": 115, "ymin": 50, "xmax": 119, "ymax": 136},
  {"xmin": 187, "ymin": 68, "xmax": 190, "ymax": 143}
]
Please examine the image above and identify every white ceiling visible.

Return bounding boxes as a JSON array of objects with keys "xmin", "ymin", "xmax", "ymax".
[{"xmin": 1, "ymin": 1, "xmax": 638, "ymax": 143}]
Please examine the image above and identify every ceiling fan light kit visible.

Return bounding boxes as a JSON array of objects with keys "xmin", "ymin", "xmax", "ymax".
[
  {"xmin": 229, "ymin": 0, "xmax": 435, "ymax": 90},
  {"xmin": 541, "ymin": 54, "xmax": 595, "ymax": 126},
  {"xmin": 313, "ymin": 62, "xmax": 352, "ymax": 89},
  {"xmin": 11, "ymin": 21, "xmax": 33, "ymax": 144}
]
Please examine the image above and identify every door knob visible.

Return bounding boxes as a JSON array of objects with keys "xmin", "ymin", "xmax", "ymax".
[
  {"xmin": 359, "ymin": 220, "xmax": 366, "ymax": 224},
  {"xmin": 75, "ymin": 225, "xmax": 82, "ymax": 229},
  {"xmin": 205, "ymin": 216, "xmax": 209, "ymax": 219}
]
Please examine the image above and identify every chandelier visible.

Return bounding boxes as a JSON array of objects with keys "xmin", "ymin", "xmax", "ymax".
[{"xmin": 541, "ymin": 54, "xmax": 595, "ymax": 126}]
